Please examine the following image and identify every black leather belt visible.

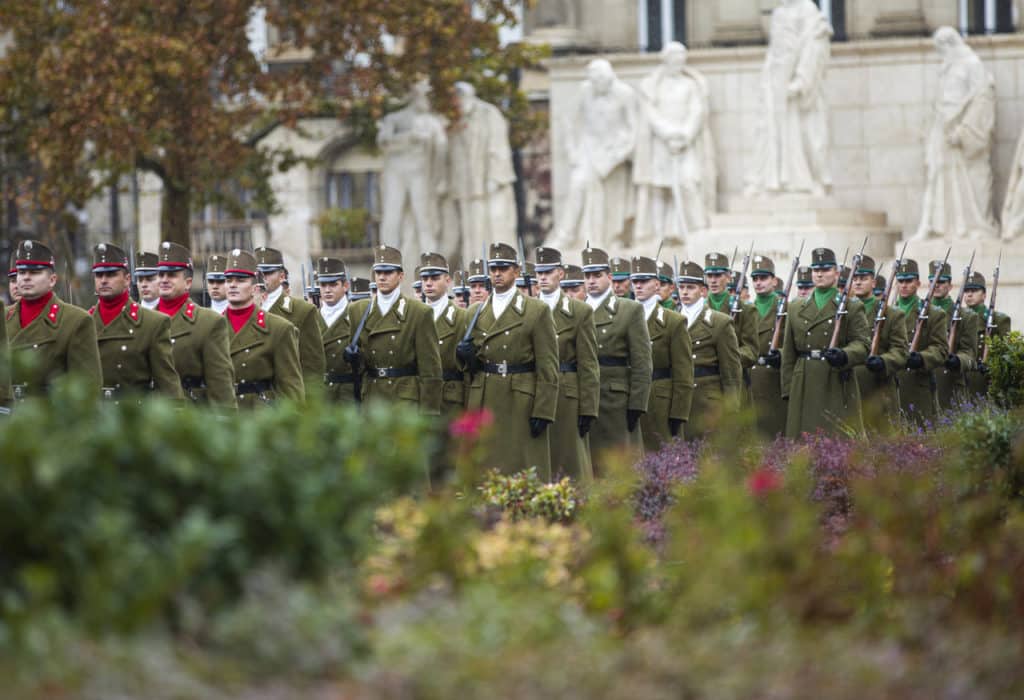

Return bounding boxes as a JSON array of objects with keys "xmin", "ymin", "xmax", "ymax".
[
  {"xmin": 442, "ymin": 370, "xmax": 465, "ymax": 382},
  {"xmin": 181, "ymin": 376, "xmax": 206, "ymax": 390},
  {"xmin": 100, "ymin": 382, "xmax": 153, "ymax": 400},
  {"xmin": 483, "ymin": 361, "xmax": 536, "ymax": 376},
  {"xmin": 325, "ymin": 372, "xmax": 355, "ymax": 385},
  {"xmin": 798, "ymin": 350, "xmax": 827, "ymax": 360},
  {"xmin": 652, "ymin": 367, "xmax": 672, "ymax": 380},
  {"xmin": 559, "ymin": 362, "xmax": 578, "ymax": 373},
  {"xmin": 236, "ymin": 380, "xmax": 273, "ymax": 396},
  {"xmin": 694, "ymin": 365, "xmax": 720, "ymax": 378},
  {"xmin": 366, "ymin": 366, "xmax": 418, "ymax": 379},
  {"xmin": 598, "ymin": 356, "xmax": 628, "ymax": 367}
]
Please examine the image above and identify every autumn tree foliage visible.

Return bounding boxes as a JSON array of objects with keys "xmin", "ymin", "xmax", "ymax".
[{"xmin": 0, "ymin": 0, "xmax": 540, "ymax": 245}]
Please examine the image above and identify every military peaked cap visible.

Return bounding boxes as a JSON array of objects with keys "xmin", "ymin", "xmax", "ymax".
[
  {"xmin": 535, "ymin": 247, "xmax": 563, "ymax": 273},
  {"xmin": 92, "ymin": 243, "xmax": 129, "ymax": 273},
  {"xmin": 677, "ymin": 261, "xmax": 705, "ymax": 285},
  {"xmin": 810, "ymin": 248, "xmax": 837, "ymax": 269},
  {"xmin": 467, "ymin": 258, "xmax": 487, "ymax": 282},
  {"xmin": 255, "ymin": 246, "xmax": 285, "ymax": 272},
  {"xmin": 8, "ymin": 252, "xmax": 17, "ymax": 277},
  {"xmin": 561, "ymin": 264, "xmax": 584, "ymax": 287},
  {"xmin": 895, "ymin": 259, "xmax": 920, "ymax": 280},
  {"xmin": 796, "ymin": 265, "xmax": 814, "ymax": 287},
  {"xmin": 349, "ymin": 276, "xmax": 372, "ymax": 299},
  {"xmin": 207, "ymin": 254, "xmax": 228, "ymax": 280},
  {"xmin": 928, "ymin": 260, "xmax": 952, "ymax": 281},
  {"xmin": 225, "ymin": 249, "xmax": 258, "ymax": 277},
  {"xmin": 610, "ymin": 256, "xmax": 631, "ymax": 280},
  {"xmin": 157, "ymin": 241, "xmax": 194, "ymax": 272},
  {"xmin": 419, "ymin": 252, "xmax": 449, "ymax": 275},
  {"xmin": 372, "ymin": 244, "xmax": 403, "ymax": 271},
  {"xmin": 751, "ymin": 255, "xmax": 775, "ymax": 276},
  {"xmin": 873, "ymin": 274, "xmax": 887, "ymax": 294},
  {"xmin": 629, "ymin": 256, "xmax": 658, "ymax": 280},
  {"xmin": 855, "ymin": 255, "xmax": 876, "ymax": 275},
  {"xmin": 963, "ymin": 271, "xmax": 986, "ymax": 290},
  {"xmin": 15, "ymin": 240, "xmax": 56, "ymax": 270},
  {"xmin": 704, "ymin": 252, "xmax": 729, "ymax": 273},
  {"xmin": 135, "ymin": 250, "xmax": 159, "ymax": 277},
  {"xmin": 581, "ymin": 247, "xmax": 610, "ymax": 272},
  {"xmin": 487, "ymin": 242, "xmax": 518, "ymax": 267},
  {"xmin": 316, "ymin": 257, "xmax": 347, "ymax": 283},
  {"xmin": 516, "ymin": 261, "xmax": 537, "ymax": 286}
]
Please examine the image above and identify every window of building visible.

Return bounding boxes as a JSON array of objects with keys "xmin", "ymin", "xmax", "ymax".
[
  {"xmin": 323, "ymin": 171, "xmax": 380, "ymax": 249},
  {"xmin": 638, "ymin": 0, "xmax": 686, "ymax": 51},
  {"xmin": 961, "ymin": 0, "xmax": 1015, "ymax": 34},
  {"xmin": 814, "ymin": 0, "xmax": 848, "ymax": 41}
]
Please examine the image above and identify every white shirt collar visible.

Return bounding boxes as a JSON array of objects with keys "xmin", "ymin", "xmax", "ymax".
[
  {"xmin": 210, "ymin": 298, "xmax": 229, "ymax": 314},
  {"xmin": 427, "ymin": 295, "xmax": 449, "ymax": 321},
  {"xmin": 376, "ymin": 287, "xmax": 401, "ymax": 317},
  {"xmin": 261, "ymin": 285, "xmax": 284, "ymax": 311},
  {"xmin": 539, "ymin": 289, "xmax": 560, "ymax": 311},
  {"xmin": 320, "ymin": 295, "xmax": 348, "ymax": 326},
  {"xmin": 491, "ymin": 287, "xmax": 517, "ymax": 320},
  {"xmin": 641, "ymin": 295, "xmax": 659, "ymax": 319},
  {"xmin": 682, "ymin": 297, "xmax": 705, "ymax": 327},
  {"xmin": 586, "ymin": 287, "xmax": 612, "ymax": 311},
  {"xmin": 141, "ymin": 297, "xmax": 158, "ymax": 310}
]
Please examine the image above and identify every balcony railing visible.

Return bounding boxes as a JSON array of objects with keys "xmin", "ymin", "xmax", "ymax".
[{"xmin": 190, "ymin": 219, "xmax": 268, "ymax": 258}]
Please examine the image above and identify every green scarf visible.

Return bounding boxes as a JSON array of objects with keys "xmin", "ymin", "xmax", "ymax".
[
  {"xmin": 660, "ymin": 298, "xmax": 675, "ymax": 310},
  {"xmin": 813, "ymin": 286, "xmax": 837, "ymax": 310},
  {"xmin": 754, "ymin": 292, "xmax": 776, "ymax": 318},
  {"xmin": 896, "ymin": 295, "xmax": 919, "ymax": 316},
  {"xmin": 859, "ymin": 295, "xmax": 877, "ymax": 317},
  {"xmin": 933, "ymin": 296, "xmax": 953, "ymax": 313},
  {"xmin": 708, "ymin": 291, "xmax": 730, "ymax": 312},
  {"xmin": 969, "ymin": 302, "xmax": 987, "ymax": 317}
]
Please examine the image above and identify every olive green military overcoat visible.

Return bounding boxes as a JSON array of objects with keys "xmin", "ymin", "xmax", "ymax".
[
  {"xmin": 748, "ymin": 303, "xmax": 787, "ymax": 438},
  {"xmin": 684, "ymin": 305, "xmax": 743, "ymax": 440},
  {"xmin": 0, "ymin": 301, "xmax": 11, "ymax": 406},
  {"xmin": 935, "ymin": 308, "xmax": 978, "ymax": 410},
  {"xmin": 268, "ymin": 293, "xmax": 326, "ymax": 386},
  {"xmin": 641, "ymin": 304, "xmax": 694, "ymax": 452},
  {"xmin": 7, "ymin": 295, "xmax": 102, "ymax": 396},
  {"xmin": 435, "ymin": 299, "xmax": 471, "ymax": 414},
  {"xmin": 230, "ymin": 307, "xmax": 305, "ymax": 406},
  {"xmin": 463, "ymin": 292, "xmax": 559, "ymax": 479},
  {"xmin": 853, "ymin": 298, "xmax": 908, "ymax": 426},
  {"xmin": 90, "ymin": 300, "xmax": 183, "ymax": 399},
  {"xmin": 781, "ymin": 292, "xmax": 870, "ymax": 438},
  {"xmin": 897, "ymin": 302, "xmax": 948, "ymax": 424},
  {"xmin": 167, "ymin": 300, "xmax": 236, "ymax": 406},
  {"xmin": 319, "ymin": 303, "xmax": 354, "ymax": 402},
  {"xmin": 965, "ymin": 306, "xmax": 1011, "ymax": 399}
]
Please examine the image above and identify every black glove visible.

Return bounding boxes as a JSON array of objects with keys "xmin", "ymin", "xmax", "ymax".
[
  {"xmin": 824, "ymin": 347, "xmax": 848, "ymax": 368},
  {"xmin": 765, "ymin": 349, "xmax": 782, "ymax": 368},
  {"xmin": 977, "ymin": 361, "xmax": 989, "ymax": 375},
  {"xmin": 668, "ymin": 418, "xmax": 684, "ymax": 437},
  {"xmin": 907, "ymin": 352, "xmax": 925, "ymax": 370},
  {"xmin": 342, "ymin": 344, "xmax": 361, "ymax": 367},
  {"xmin": 577, "ymin": 415, "xmax": 596, "ymax": 438},
  {"xmin": 455, "ymin": 339, "xmax": 481, "ymax": 373},
  {"xmin": 944, "ymin": 354, "xmax": 961, "ymax": 371},
  {"xmin": 529, "ymin": 417, "xmax": 551, "ymax": 438},
  {"xmin": 866, "ymin": 355, "xmax": 886, "ymax": 374},
  {"xmin": 626, "ymin": 409, "xmax": 643, "ymax": 433}
]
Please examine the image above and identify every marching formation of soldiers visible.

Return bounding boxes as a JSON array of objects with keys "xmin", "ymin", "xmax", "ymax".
[{"xmin": 2, "ymin": 236, "xmax": 1013, "ymax": 482}]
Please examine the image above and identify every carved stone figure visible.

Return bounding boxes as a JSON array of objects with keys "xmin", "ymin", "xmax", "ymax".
[
  {"xmin": 377, "ymin": 80, "xmax": 448, "ymax": 253},
  {"xmin": 547, "ymin": 59, "xmax": 636, "ymax": 252},
  {"xmin": 449, "ymin": 82, "xmax": 517, "ymax": 266},
  {"xmin": 744, "ymin": 0, "xmax": 833, "ymax": 198},
  {"xmin": 1002, "ymin": 127, "xmax": 1024, "ymax": 241},
  {"xmin": 633, "ymin": 42, "xmax": 716, "ymax": 249},
  {"xmin": 914, "ymin": 27, "xmax": 997, "ymax": 241}
]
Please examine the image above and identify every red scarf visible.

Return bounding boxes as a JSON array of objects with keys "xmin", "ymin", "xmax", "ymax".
[
  {"xmin": 98, "ymin": 291, "xmax": 130, "ymax": 326},
  {"xmin": 226, "ymin": 304, "xmax": 255, "ymax": 333},
  {"xmin": 19, "ymin": 291, "xmax": 54, "ymax": 328},
  {"xmin": 157, "ymin": 293, "xmax": 190, "ymax": 317}
]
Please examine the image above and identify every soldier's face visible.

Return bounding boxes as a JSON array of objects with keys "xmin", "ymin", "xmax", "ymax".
[
  {"xmin": 94, "ymin": 269, "xmax": 130, "ymax": 300},
  {"xmin": 897, "ymin": 278, "xmax": 920, "ymax": 298},
  {"xmin": 536, "ymin": 267, "xmax": 564, "ymax": 294},
  {"xmin": 137, "ymin": 276, "xmax": 159, "ymax": 301},
  {"xmin": 8, "ymin": 278, "xmax": 21, "ymax": 303},
  {"xmin": 469, "ymin": 282, "xmax": 489, "ymax": 303},
  {"xmin": 489, "ymin": 264, "xmax": 517, "ymax": 293},
  {"xmin": 320, "ymin": 279, "xmax": 349, "ymax": 305},
  {"xmin": 453, "ymin": 294, "xmax": 467, "ymax": 308},
  {"xmin": 797, "ymin": 286, "xmax": 813, "ymax": 299},
  {"xmin": 632, "ymin": 277, "xmax": 659, "ymax": 302},
  {"xmin": 612, "ymin": 278, "xmax": 632, "ymax": 297},
  {"xmin": 421, "ymin": 272, "xmax": 449, "ymax": 302},
  {"xmin": 705, "ymin": 271, "xmax": 727, "ymax": 294},
  {"xmin": 226, "ymin": 275, "xmax": 256, "ymax": 306},
  {"xmin": 584, "ymin": 270, "xmax": 611, "ymax": 297},
  {"xmin": 932, "ymin": 280, "xmax": 951, "ymax": 299},
  {"xmin": 207, "ymin": 279, "xmax": 227, "ymax": 301},
  {"xmin": 678, "ymin": 283, "xmax": 703, "ymax": 306},
  {"xmin": 812, "ymin": 267, "xmax": 838, "ymax": 289},
  {"xmin": 263, "ymin": 269, "xmax": 284, "ymax": 294},
  {"xmin": 851, "ymin": 273, "xmax": 874, "ymax": 298},
  {"xmin": 374, "ymin": 269, "xmax": 402, "ymax": 294},
  {"xmin": 17, "ymin": 268, "xmax": 57, "ymax": 300},
  {"xmin": 964, "ymin": 289, "xmax": 986, "ymax": 307},
  {"xmin": 751, "ymin": 273, "xmax": 775, "ymax": 296},
  {"xmin": 564, "ymin": 285, "xmax": 586, "ymax": 301},
  {"xmin": 659, "ymin": 281, "xmax": 674, "ymax": 301},
  {"xmin": 157, "ymin": 270, "xmax": 191, "ymax": 299}
]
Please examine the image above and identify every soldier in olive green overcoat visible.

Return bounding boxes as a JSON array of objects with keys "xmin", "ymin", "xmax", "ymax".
[
  {"xmin": 223, "ymin": 249, "xmax": 305, "ymax": 406},
  {"xmin": 928, "ymin": 259, "xmax": 978, "ymax": 410},
  {"xmin": 316, "ymin": 256, "xmax": 356, "ymax": 402},
  {"xmin": 346, "ymin": 246, "xmax": 442, "ymax": 415},
  {"xmin": 963, "ymin": 272, "xmax": 1011, "ymax": 399},
  {"xmin": 851, "ymin": 257, "xmax": 908, "ymax": 426},
  {"xmin": 704, "ymin": 252, "xmax": 759, "ymax": 370},
  {"xmin": 781, "ymin": 248, "xmax": 870, "ymax": 438},
  {"xmin": 256, "ymin": 246, "xmax": 326, "ymax": 388},
  {"xmin": 534, "ymin": 247, "xmax": 600, "ymax": 483},
  {"xmin": 747, "ymin": 256, "xmax": 789, "ymax": 438},
  {"xmin": 419, "ymin": 253, "xmax": 470, "ymax": 415},
  {"xmin": 460, "ymin": 243, "xmax": 559, "ymax": 479},
  {"xmin": 6, "ymin": 241, "xmax": 102, "ymax": 398},
  {"xmin": 154, "ymin": 242, "xmax": 236, "ymax": 406},
  {"xmin": 894, "ymin": 259, "xmax": 948, "ymax": 424},
  {"xmin": 631, "ymin": 256, "xmax": 693, "ymax": 451}
]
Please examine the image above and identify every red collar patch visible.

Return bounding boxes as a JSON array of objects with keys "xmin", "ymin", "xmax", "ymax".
[
  {"xmin": 7, "ymin": 305, "xmax": 17, "ymax": 321},
  {"xmin": 185, "ymin": 302, "xmax": 195, "ymax": 319},
  {"xmin": 88, "ymin": 306, "xmax": 96, "ymax": 316},
  {"xmin": 47, "ymin": 303, "xmax": 59, "ymax": 323},
  {"xmin": 128, "ymin": 302, "xmax": 139, "ymax": 321},
  {"xmin": 256, "ymin": 310, "xmax": 266, "ymax": 328}
]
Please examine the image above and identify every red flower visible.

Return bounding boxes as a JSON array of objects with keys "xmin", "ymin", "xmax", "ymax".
[
  {"xmin": 449, "ymin": 408, "xmax": 494, "ymax": 440},
  {"xmin": 747, "ymin": 467, "xmax": 783, "ymax": 497}
]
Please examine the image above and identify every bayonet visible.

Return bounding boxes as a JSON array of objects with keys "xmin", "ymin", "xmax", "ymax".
[
  {"xmin": 769, "ymin": 240, "xmax": 804, "ymax": 354},
  {"xmin": 910, "ymin": 246, "xmax": 951, "ymax": 352},
  {"xmin": 982, "ymin": 249, "xmax": 1002, "ymax": 363},
  {"xmin": 870, "ymin": 240, "xmax": 907, "ymax": 356},
  {"xmin": 128, "ymin": 241, "xmax": 139, "ymax": 302},
  {"xmin": 729, "ymin": 242, "xmax": 754, "ymax": 322},
  {"xmin": 829, "ymin": 237, "xmax": 868, "ymax": 349}
]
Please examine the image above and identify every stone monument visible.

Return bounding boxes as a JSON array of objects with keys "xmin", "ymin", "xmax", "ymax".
[
  {"xmin": 448, "ymin": 81, "xmax": 517, "ymax": 267},
  {"xmin": 377, "ymin": 79, "xmax": 448, "ymax": 253},
  {"xmin": 744, "ymin": 0, "xmax": 833, "ymax": 198},
  {"xmin": 1002, "ymin": 126, "xmax": 1024, "ymax": 241},
  {"xmin": 632, "ymin": 42, "xmax": 716, "ymax": 252},
  {"xmin": 913, "ymin": 27, "xmax": 998, "ymax": 242},
  {"xmin": 545, "ymin": 58, "xmax": 636, "ymax": 253}
]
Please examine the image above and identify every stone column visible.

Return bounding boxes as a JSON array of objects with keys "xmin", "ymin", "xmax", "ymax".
[
  {"xmin": 711, "ymin": 0, "xmax": 766, "ymax": 46},
  {"xmin": 870, "ymin": 0, "xmax": 929, "ymax": 37}
]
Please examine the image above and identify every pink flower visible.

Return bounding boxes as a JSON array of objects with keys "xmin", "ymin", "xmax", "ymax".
[
  {"xmin": 747, "ymin": 467, "xmax": 783, "ymax": 497},
  {"xmin": 449, "ymin": 408, "xmax": 494, "ymax": 440}
]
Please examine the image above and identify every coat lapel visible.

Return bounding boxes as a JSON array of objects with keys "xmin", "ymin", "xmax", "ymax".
[
  {"xmin": 483, "ymin": 293, "xmax": 526, "ymax": 340},
  {"xmin": 231, "ymin": 308, "xmax": 270, "ymax": 354},
  {"xmin": 435, "ymin": 301, "xmax": 459, "ymax": 341}
]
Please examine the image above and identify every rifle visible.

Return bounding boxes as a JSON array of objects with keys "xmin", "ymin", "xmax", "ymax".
[
  {"xmin": 870, "ymin": 241, "xmax": 907, "ymax": 357},
  {"xmin": 829, "ymin": 237, "xmax": 868, "ymax": 349},
  {"xmin": 64, "ymin": 258, "xmax": 75, "ymax": 306},
  {"xmin": 981, "ymin": 250, "xmax": 1001, "ymax": 363},
  {"xmin": 769, "ymin": 241, "xmax": 804, "ymax": 353},
  {"xmin": 946, "ymin": 250, "xmax": 976, "ymax": 356},
  {"xmin": 459, "ymin": 264, "xmax": 470, "ymax": 307},
  {"xmin": 909, "ymin": 246, "xmax": 951, "ymax": 353},
  {"xmin": 128, "ymin": 242, "xmax": 139, "ymax": 302},
  {"xmin": 343, "ymin": 297, "xmax": 375, "ymax": 403},
  {"xmin": 201, "ymin": 262, "xmax": 210, "ymax": 307},
  {"xmin": 517, "ymin": 231, "xmax": 533, "ymax": 297},
  {"xmin": 729, "ymin": 242, "xmax": 754, "ymax": 322}
]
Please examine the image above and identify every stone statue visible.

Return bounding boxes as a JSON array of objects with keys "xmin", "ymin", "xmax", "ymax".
[
  {"xmin": 1001, "ymin": 127, "xmax": 1024, "ymax": 241},
  {"xmin": 633, "ymin": 42, "xmax": 716, "ymax": 249},
  {"xmin": 547, "ymin": 59, "xmax": 636, "ymax": 252},
  {"xmin": 744, "ymin": 0, "xmax": 833, "ymax": 198},
  {"xmin": 914, "ymin": 27, "xmax": 997, "ymax": 241},
  {"xmin": 377, "ymin": 80, "xmax": 448, "ymax": 253},
  {"xmin": 449, "ymin": 82, "xmax": 517, "ymax": 267}
]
